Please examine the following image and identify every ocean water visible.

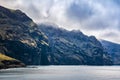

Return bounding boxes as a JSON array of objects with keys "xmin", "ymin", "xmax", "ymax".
[{"xmin": 0, "ymin": 66, "xmax": 120, "ymax": 80}]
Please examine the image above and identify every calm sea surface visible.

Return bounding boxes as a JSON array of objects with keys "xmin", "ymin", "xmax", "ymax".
[{"xmin": 0, "ymin": 66, "xmax": 120, "ymax": 80}]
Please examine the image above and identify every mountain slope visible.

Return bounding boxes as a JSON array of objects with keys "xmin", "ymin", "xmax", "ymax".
[
  {"xmin": 39, "ymin": 23, "xmax": 113, "ymax": 65},
  {"xmin": 101, "ymin": 40, "xmax": 120, "ymax": 65},
  {"xmin": 0, "ymin": 53, "xmax": 25, "ymax": 69},
  {"xmin": 0, "ymin": 6, "xmax": 49, "ymax": 65}
]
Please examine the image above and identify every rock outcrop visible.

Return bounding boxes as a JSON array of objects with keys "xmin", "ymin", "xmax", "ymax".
[
  {"xmin": 0, "ymin": 6, "xmax": 49, "ymax": 65},
  {"xmin": 39, "ymin": 23, "xmax": 113, "ymax": 65},
  {"xmin": 101, "ymin": 40, "xmax": 120, "ymax": 65}
]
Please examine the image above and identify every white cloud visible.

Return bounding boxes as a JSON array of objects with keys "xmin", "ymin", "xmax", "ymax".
[{"xmin": 0, "ymin": 0, "xmax": 120, "ymax": 43}]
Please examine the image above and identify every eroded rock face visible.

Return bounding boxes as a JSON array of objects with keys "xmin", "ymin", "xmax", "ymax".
[
  {"xmin": 39, "ymin": 23, "xmax": 113, "ymax": 65},
  {"xmin": 101, "ymin": 40, "xmax": 120, "ymax": 65},
  {"xmin": 0, "ymin": 6, "xmax": 49, "ymax": 65}
]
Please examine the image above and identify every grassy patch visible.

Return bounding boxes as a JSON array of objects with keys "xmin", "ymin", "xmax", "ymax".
[
  {"xmin": 0, "ymin": 53, "xmax": 15, "ymax": 61},
  {"xmin": 0, "ymin": 53, "xmax": 17, "ymax": 67}
]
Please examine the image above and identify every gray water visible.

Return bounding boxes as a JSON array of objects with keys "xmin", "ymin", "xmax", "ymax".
[{"xmin": 0, "ymin": 66, "xmax": 120, "ymax": 80}]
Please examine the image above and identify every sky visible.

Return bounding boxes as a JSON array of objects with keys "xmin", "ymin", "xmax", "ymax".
[{"xmin": 0, "ymin": 0, "xmax": 120, "ymax": 44}]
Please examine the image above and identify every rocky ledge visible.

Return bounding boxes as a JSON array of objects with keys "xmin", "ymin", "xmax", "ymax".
[{"xmin": 0, "ymin": 53, "xmax": 25, "ymax": 69}]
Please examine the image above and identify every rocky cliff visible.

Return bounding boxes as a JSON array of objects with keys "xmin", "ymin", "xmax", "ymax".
[
  {"xmin": 101, "ymin": 40, "xmax": 120, "ymax": 65},
  {"xmin": 0, "ymin": 6, "xmax": 49, "ymax": 65},
  {"xmin": 39, "ymin": 23, "xmax": 113, "ymax": 65},
  {"xmin": 0, "ymin": 5, "xmax": 113, "ymax": 66}
]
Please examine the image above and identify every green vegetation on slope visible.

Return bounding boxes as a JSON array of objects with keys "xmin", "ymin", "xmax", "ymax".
[
  {"xmin": 0, "ymin": 53, "xmax": 16, "ymax": 61},
  {"xmin": 0, "ymin": 53, "xmax": 25, "ymax": 69}
]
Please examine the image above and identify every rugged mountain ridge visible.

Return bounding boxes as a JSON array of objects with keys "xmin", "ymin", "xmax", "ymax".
[
  {"xmin": 101, "ymin": 40, "xmax": 120, "ymax": 65},
  {"xmin": 39, "ymin": 23, "xmax": 113, "ymax": 65},
  {"xmin": 0, "ymin": 6, "xmax": 49, "ymax": 65},
  {"xmin": 0, "ymin": 5, "xmax": 113, "ymax": 66}
]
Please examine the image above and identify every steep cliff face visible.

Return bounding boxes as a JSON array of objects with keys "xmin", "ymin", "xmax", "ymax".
[
  {"xmin": 0, "ymin": 6, "xmax": 113, "ymax": 66},
  {"xmin": 0, "ymin": 6, "xmax": 49, "ymax": 65},
  {"xmin": 39, "ymin": 23, "xmax": 113, "ymax": 65},
  {"xmin": 101, "ymin": 40, "xmax": 120, "ymax": 65}
]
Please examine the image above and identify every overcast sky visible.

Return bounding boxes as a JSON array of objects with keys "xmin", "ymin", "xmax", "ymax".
[{"xmin": 0, "ymin": 0, "xmax": 120, "ymax": 43}]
